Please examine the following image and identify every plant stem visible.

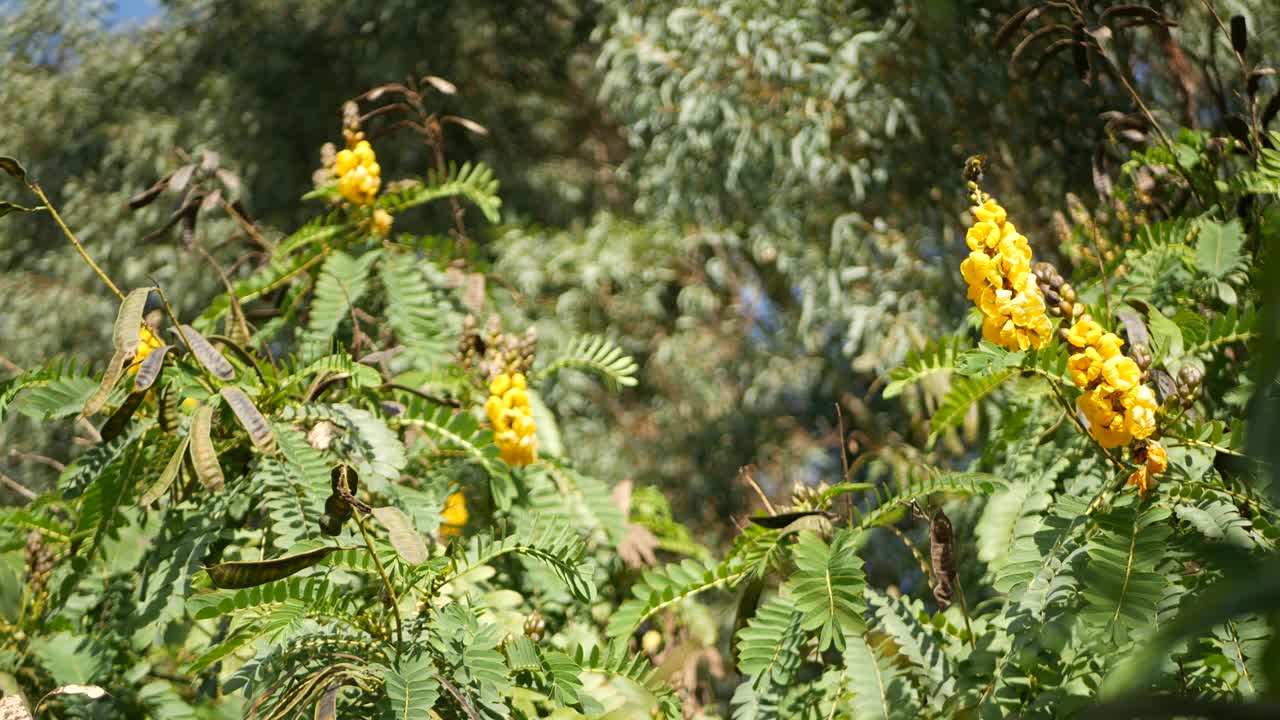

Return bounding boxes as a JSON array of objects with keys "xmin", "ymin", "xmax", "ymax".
[
  {"xmin": 31, "ymin": 183, "xmax": 124, "ymax": 301},
  {"xmin": 352, "ymin": 502, "xmax": 404, "ymax": 660},
  {"xmin": 152, "ymin": 284, "xmax": 218, "ymax": 386}
]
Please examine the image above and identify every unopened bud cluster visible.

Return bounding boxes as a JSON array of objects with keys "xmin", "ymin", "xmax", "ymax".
[
  {"xmin": 24, "ymin": 531, "xmax": 54, "ymax": 602},
  {"xmin": 457, "ymin": 315, "xmax": 538, "ymax": 380},
  {"xmin": 790, "ymin": 481, "xmax": 830, "ymax": 511},
  {"xmin": 960, "ymin": 193, "xmax": 1054, "ymax": 351}
]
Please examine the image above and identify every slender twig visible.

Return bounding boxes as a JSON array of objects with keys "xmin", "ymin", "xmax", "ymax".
[
  {"xmin": 1037, "ymin": 370, "xmax": 1127, "ymax": 472},
  {"xmin": 8, "ymin": 450, "xmax": 65, "ymax": 472},
  {"xmin": 953, "ymin": 570, "xmax": 976, "ymax": 650},
  {"xmin": 151, "ymin": 283, "xmax": 217, "ymax": 386},
  {"xmin": 738, "ymin": 465, "xmax": 776, "ymax": 516},
  {"xmin": 0, "ymin": 470, "xmax": 37, "ymax": 501},
  {"xmin": 836, "ymin": 403, "xmax": 854, "ymax": 524},
  {"xmin": 1088, "ymin": 221, "xmax": 1112, "ymax": 320},
  {"xmin": 346, "ymin": 469, "xmax": 403, "ymax": 659},
  {"xmin": 30, "ymin": 183, "xmax": 124, "ymax": 301}
]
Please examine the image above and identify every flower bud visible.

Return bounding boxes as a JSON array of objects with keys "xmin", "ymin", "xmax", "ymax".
[
  {"xmin": 1178, "ymin": 364, "xmax": 1203, "ymax": 389},
  {"xmin": 1057, "ymin": 300, "xmax": 1074, "ymax": 317},
  {"xmin": 1060, "ymin": 284, "xmax": 1076, "ymax": 303},
  {"xmin": 641, "ymin": 630, "xmax": 663, "ymax": 655},
  {"xmin": 1129, "ymin": 343, "xmax": 1152, "ymax": 371}
]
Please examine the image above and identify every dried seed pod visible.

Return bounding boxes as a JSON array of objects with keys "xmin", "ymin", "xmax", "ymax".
[{"xmin": 929, "ymin": 507, "xmax": 957, "ymax": 610}]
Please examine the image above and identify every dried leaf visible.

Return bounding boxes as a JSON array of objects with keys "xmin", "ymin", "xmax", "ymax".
[
  {"xmin": 1092, "ymin": 146, "xmax": 1112, "ymax": 199},
  {"xmin": 84, "ymin": 351, "xmax": 129, "ymax": 417},
  {"xmin": 372, "ymin": 506, "xmax": 429, "ymax": 565},
  {"xmin": 424, "ymin": 75, "xmax": 457, "ymax": 94},
  {"xmin": 617, "ymin": 523, "xmax": 659, "ymax": 568},
  {"xmin": 994, "ymin": 5, "xmax": 1042, "ymax": 49},
  {"xmin": 1027, "ymin": 38, "xmax": 1075, "ymax": 80},
  {"xmin": 47, "ymin": 685, "xmax": 108, "ymax": 700},
  {"xmin": 220, "ymin": 386, "xmax": 275, "ymax": 454},
  {"xmin": 0, "ymin": 156, "xmax": 28, "ymax": 183},
  {"xmin": 314, "ymin": 684, "xmax": 339, "ymax": 720},
  {"xmin": 206, "ymin": 547, "xmax": 339, "ymax": 589},
  {"xmin": 191, "ymin": 403, "xmax": 225, "ymax": 491},
  {"xmin": 929, "ymin": 507, "xmax": 957, "ymax": 609},
  {"xmin": 443, "ymin": 115, "xmax": 489, "ymax": 136},
  {"xmin": 168, "ymin": 164, "xmax": 196, "ymax": 193},
  {"xmin": 1100, "ymin": 5, "xmax": 1174, "ymax": 27},
  {"xmin": 113, "ymin": 287, "xmax": 154, "ymax": 356},
  {"xmin": 180, "ymin": 324, "xmax": 236, "ymax": 380},
  {"xmin": 215, "ymin": 168, "xmax": 241, "ymax": 194},
  {"xmin": 200, "ymin": 188, "xmax": 222, "ymax": 212},
  {"xmin": 140, "ymin": 435, "xmax": 190, "ymax": 506},
  {"xmin": 748, "ymin": 510, "xmax": 839, "ymax": 529},
  {"xmin": 1117, "ymin": 310, "xmax": 1150, "ymax": 348},
  {"xmin": 132, "ymin": 345, "xmax": 173, "ymax": 392}
]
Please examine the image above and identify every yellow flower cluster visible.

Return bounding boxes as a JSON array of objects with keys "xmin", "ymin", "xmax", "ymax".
[
  {"xmin": 439, "ymin": 492, "xmax": 468, "ymax": 539},
  {"xmin": 961, "ymin": 199, "xmax": 1054, "ymax": 351},
  {"xmin": 485, "ymin": 372, "xmax": 537, "ymax": 466},
  {"xmin": 1066, "ymin": 318, "xmax": 1158, "ymax": 449},
  {"xmin": 130, "ymin": 326, "xmax": 164, "ymax": 372},
  {"xmin": 333, "ymin": 139, "xmax": 381, "ymax": 205}
]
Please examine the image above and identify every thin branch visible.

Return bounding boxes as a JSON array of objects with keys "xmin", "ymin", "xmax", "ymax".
[
  {"xmin": 30, "ymin": 183, "xmax": 124, "ymax": 301},
  {"xmin": 0, "ymin": 470, "xmax": 37, "ymax": 501}
]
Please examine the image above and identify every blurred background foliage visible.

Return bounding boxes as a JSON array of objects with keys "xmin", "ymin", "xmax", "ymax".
[{"xmin": 3, "ymin": 0, "xmax": 1279, "ymax": 535}]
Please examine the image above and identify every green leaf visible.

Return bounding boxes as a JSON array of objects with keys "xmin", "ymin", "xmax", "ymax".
[
  {"xmin": 378, "ymin": 253, "xmax": 452, "ymax": 370},
  {"xmin": 372, "ymin": 506, "xmax": 429, "ymax": 565},
  {"xmin": 376, "ymin": 161, "xmax": 502, "ymax": 223},
  {"xmin": 301, "ymin": 250, "xmax": 380, "ymax": 357},
  {"xmin": 382, "ymin": 655, "xmax": 440, "ymax": 720},
  {"xmin": 1195, "ymin": 218, "xmax": 1245, "ymax": 279},
  {"xmin": 883, "ymin": 336, "xmax": 961, "ymax": 398},
  {"xmin": 927, "ymin": 371, "xmax": 1012, "ymax": 445},
  {"xmin": 0, "ymin": 200, "xmax": 43, "ymax": 218},
  {"xmin": 538, "ymin": 335, "xmax": 639, "ymax": 390},
  {"xmin": 845, "ymin": 633, "xmax": 919, "ymax": 720},
  {"xmin": 607, "ymin": 556, "xmax": 745, "ymax": 638},
  {"xmin": 1078, "ymin": 503, "xmax": 1172, "ymax": 644},
  {"xmin": 783, "ymin": 529, "xmax": 866, "ymax": 651},
  {"xmin": 955, "ymin": 341, "xmax": 1025, "ymax": 377}
]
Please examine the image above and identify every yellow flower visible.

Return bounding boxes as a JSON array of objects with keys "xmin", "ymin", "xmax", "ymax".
[
  {"xmin": 373, "ymin": 209, "xmax": 394, "ymax": 237},
  {"xmin": 1126, "ymin": 467, "xmax": 1155, "ymax": 498},
  {"xmin": 439, "ymin": 492, "xmax": 468, "ymax": 539},
  {"xmin": 1121, "ymin": 385, "xmax": 1158, "ymax": 439},
  {"xmin": 960, "ymin": 251, "xmax": 1000, "ymax": 289},
  {"xmin": 970, "ymin": 199, "xmax": 1008, "ymax": 226},
  {"xmin": 333, "ymin": 139, "xmax": 382, "ymax": 205},
  {"xmin": 335, "ymin": 148, "xmax": 357, "ymax": 176},
  {"xmin": 1067, "ymin": 318, "xmax": 1103, "ymax": 349},
  {"xmin": 1146, "ymin": 441, "xmax": 1168, "ymax": 474},
  {"xmin": 487, "ymin": 372, "xmax": 537, "ymax": 466},
  {"xmin": 1068, "ymin": 347, "xmax": 1103, "ymax": 387},
  {"xmin": 1101, "ymin": 355, "xmax": 1141, "ymax": 393},
  {"xmin": 129, "ymin": 325, "xmax": 165, "ymax": 372},
  {"xmin": 966, "ymin": 221, "xmax": 1002, "ymax": 252},
  {"xmin": 1094, "ymin": 332, "xmax": 1125, "ymax": 360}
]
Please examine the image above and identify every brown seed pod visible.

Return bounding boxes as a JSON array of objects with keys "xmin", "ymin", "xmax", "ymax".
[{"xmin": 929, "ymin": 507, "xmax": 957, "ymax": 610}]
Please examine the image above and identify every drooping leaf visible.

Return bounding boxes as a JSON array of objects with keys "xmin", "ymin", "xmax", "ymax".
[
  {"xmin": 180, "ymin": 324, "xmax": 236, "ymax": 380},
  {"xmin": 82, "ymin": 352, "xmax": 128, "ymax": 417},
  {"xmin": 205, "ymin": 546, "xmax": 340, "ymax": 589},
  {"xmin": 140, "ymin": 435, "xmax": 190, "ymax": 507},
  {"xmin": 132, "ymin": 345, "xmax": 173, "ymax": 392},
  {"xmin": 220, "ymin": 386, "xmax": 275, "ymax": 454},
  {"xmin": 382, "ymin": 654, "xmax": 440, "ymax": 720},
  {"xmin": 1195, "ymin": 218, "xmax": 1246, "ymax": 279},
  {"xmin": 373, "ymin": 506, "xmax": 429, "ymax": 565},
  {"xmin": 0, "ymin": 201, "xmax": 42, "ymax": 218},
  {"xmin": 0, "ymin": 156, "xmax": 28, "ymax": 182},
  {"xmin": 113, "ymin": 288, "xmax": 154, "ymax": 356},
  {"xmin": 190, "ymin": 403, "xmax": 225, "ymax": 491}
]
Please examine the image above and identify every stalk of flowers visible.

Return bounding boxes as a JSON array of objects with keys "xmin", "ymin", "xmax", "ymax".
[
  {"xmin": 485, "ymin": 372, "xmax": 538, "ymax": 466},
  {"xmin": 333, "ymin": 138, "xmax": 381, "ymax": 206},
  {"xmin": 959, "ymin": 194, "xmax": 1055, "ymax": 351},
  {"xmin": 1065, "ymin": 316, "xmax": 1166, "ymax": 495}
]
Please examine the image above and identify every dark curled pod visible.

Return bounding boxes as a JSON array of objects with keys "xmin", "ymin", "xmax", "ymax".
[
  {"xmin": 100, "ymin": 391, "xmax": 147, "ymax": 443},
  {"xmin": 133, "ymin": 345, "xmax": 173, "ymax": 392},
  {"xmin": 140, "ymin": 435, "xmax": 190, "ymax": 507},
  {"xmin": 205, "ymin": 546, "xmax": 340, "ymax": 589},
  {"xmin": 930, "ymin": 507, "xmax": 957, "ymax": 609}
]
